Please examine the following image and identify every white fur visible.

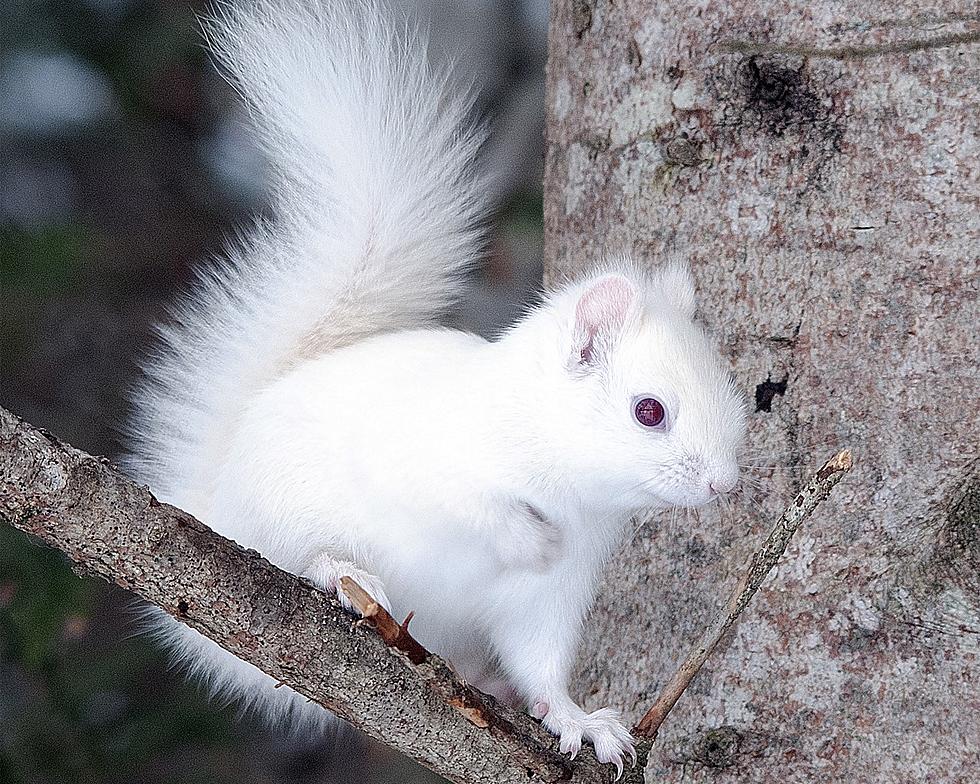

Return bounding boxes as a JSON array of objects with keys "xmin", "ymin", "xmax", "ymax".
[{"xmin": 124, "ymin": 1, "xmax": 746, "ymax": 774}]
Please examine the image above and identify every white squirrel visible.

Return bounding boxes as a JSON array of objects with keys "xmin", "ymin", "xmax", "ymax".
[{"xmin": 124, "ymin": 0, "xmax": 747, "ymax": 774}]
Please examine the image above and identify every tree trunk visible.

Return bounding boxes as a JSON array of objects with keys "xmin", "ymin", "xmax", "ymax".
[{"xmin": 544, "ymin": 2, "xmax": 979, "ymax": 781}]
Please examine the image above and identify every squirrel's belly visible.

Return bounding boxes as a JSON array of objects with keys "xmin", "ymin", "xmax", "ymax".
[{"xmin": 375, "ymin": 523, "xmax": 495, "ymax": 630}]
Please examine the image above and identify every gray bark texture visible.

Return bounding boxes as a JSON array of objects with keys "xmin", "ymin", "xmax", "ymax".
[
  {"xmin": 0, "ymin": 406, "xmax": 620, "ymax": 784},
  {"xmin": 544, "ymin": 2, "xmax": 979, "ymax": 782}
]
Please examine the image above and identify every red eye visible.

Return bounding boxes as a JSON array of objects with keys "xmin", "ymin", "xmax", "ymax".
[{"xmin": 634, "ymin": 397, "xmax": 666, "ymax": 428}]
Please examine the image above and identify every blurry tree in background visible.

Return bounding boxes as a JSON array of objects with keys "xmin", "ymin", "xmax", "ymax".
[{"xmin": 0, "ymin": 1, "xmax": 546, "ymax": 781}]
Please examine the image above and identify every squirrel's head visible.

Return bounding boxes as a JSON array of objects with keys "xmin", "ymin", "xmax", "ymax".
[{"xmin": 524, "ymin": 261, "xmax": 747, "ymax": 512}]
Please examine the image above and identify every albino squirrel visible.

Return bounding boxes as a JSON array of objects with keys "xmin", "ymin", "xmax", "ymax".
[{"xmin": 124, "ymin": 0, "xmax": 746, "ymax": 773}]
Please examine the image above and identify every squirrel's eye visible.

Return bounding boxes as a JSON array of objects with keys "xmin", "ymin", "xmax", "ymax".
[{"xmin": 634, "ymin": 397, "xmax": 666, "ymax": 429}]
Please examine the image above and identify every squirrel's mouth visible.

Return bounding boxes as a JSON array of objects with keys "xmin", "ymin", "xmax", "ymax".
[{"xmin": 648, "ymin": 484, "xmax": 720, "ymax": 510}]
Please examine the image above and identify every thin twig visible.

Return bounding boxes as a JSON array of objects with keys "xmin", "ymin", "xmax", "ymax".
[{"xmin": 633, "ymin": 449, "xmax": 854, "ymax": 740}]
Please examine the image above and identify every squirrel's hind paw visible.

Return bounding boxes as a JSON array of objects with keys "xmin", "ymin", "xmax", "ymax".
[{"xmin": 305, "ymin": 556, "xmax": 392, "ymax": 615}]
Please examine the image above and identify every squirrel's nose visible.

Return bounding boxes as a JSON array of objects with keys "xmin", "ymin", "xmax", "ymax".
[{"xmin": 708, "ymin": 470, "xmax": 738, "ymax": 496}]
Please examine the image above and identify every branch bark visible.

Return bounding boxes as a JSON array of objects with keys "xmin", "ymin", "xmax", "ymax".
[
  {"xmin": 0, "ymin": 405, "xmax": 613, "ymax": 784},
  {"xmin": 0, "ymin": 411, "xmax": 854, "ymax": 783}
]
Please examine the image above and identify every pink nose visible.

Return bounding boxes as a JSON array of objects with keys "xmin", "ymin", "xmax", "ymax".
[{"xmin": 709, "ymin": 478, "xmax": 736, "ymax": 495}]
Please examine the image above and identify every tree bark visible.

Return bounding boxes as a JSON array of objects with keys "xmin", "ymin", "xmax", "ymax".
[{"xmin": 544, "ymin": 2, "xmax": 979, "ymax": 781}]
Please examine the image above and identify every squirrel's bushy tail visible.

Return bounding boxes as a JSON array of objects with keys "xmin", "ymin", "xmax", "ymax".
[{"xmin": 125, "ymin": 0, "xmax": 487, "ymax": 501}]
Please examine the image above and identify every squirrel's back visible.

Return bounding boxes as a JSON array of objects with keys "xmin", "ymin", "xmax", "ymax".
[{"xmin": 124, "ymin": 0, "xmax": 487, "ymax": 508}]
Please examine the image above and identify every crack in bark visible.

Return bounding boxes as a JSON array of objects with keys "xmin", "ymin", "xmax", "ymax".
[{"xmin": 720, "ymin": 29, "xmax": 980, "ymax": 60}]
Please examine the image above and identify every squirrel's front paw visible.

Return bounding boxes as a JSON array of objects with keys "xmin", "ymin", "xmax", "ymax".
[
  {"xmin": 536, "ymin": 701, "xmax": 636, "ymax": 777},
  {"xmin": 493, "ymin": 502, "xmax": 563, "ymax": 572},
  {"xmin": 305, "ymin": 555, "xmax": 391, "ymax": 615}
]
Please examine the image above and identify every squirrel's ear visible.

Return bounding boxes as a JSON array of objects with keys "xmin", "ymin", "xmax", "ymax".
[
  {"xmin": 573, "ymin": 274, "xmax": 636, "ymax": 367},
  {"xmin": 655, "ymin": 263, "xmax": 697, "ymax": 318}
]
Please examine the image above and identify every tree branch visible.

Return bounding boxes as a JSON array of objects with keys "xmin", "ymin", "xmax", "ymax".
[
  {"xmin": 338, "ymin": 576, "xmax": 524, "ymax": 734},
  {"xmin": 0, "ymin": 406, "xmax": 613, "ymax": 784},
  {"xmin": 0, "ymin": 403, "xmax": 853, "ymax": 784}
]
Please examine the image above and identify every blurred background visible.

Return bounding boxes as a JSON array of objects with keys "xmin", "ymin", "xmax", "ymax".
[{"xmin": 0, "ymin": 1, "xmax": 547, "ymax": 781}]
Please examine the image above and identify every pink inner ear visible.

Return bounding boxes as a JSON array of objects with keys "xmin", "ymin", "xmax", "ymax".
[
  {"xmin": 576, "ymin": 275, "xmax": 635, "ymax": 332},
  {"xmin": 575, "ymin": 275, "xmax": 635, "ymax": 363}
]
